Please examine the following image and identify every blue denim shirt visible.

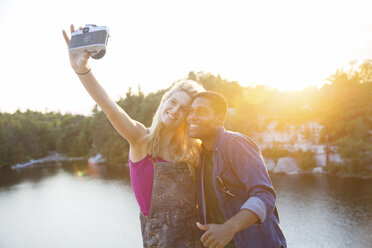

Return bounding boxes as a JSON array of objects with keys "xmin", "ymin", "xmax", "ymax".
[{"xmin": 196, "ymin": 127, "xmax": 287, "ymax": 248}]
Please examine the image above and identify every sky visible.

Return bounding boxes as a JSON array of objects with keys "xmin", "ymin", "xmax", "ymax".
[{"xmin": 0, "ymin": 0, "xmax": 372, "ymax": 115}]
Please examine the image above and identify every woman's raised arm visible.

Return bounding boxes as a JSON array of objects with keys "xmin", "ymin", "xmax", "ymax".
[{"xmin": 62, "ymin": 24, "xmax": 147, "ymax": 146}]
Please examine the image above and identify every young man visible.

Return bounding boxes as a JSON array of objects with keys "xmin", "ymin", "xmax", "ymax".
[{"xmin": 187, "ymin": 91, "xmax": 286, "ymax": 248}]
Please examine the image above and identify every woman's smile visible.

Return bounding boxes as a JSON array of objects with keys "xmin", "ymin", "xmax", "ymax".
[{"xmin": 166, "ymin": 111, "xmax": 177, "ymax": 120}]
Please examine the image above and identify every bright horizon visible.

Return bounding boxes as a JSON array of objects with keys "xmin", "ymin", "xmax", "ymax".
[{"xmin": 1, "ymin": 0, "xmax": 372, "ymax": 115}]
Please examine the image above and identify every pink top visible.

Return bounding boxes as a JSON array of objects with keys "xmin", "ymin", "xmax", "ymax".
[{"xmin": 129, "ymin": 154, "xmax": 167, "ymax": 216}]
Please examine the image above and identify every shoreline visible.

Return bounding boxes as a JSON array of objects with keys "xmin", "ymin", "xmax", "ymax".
[
  {"xmin": 269, "ymin": 170, "xmax": 372, "ymax": 179},
  {"xmin": 3, "ymin": 153, "xmax": 371, "ymax": 179}
]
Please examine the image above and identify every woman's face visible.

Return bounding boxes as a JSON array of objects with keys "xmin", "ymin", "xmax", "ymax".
[{"xmin": 160, "ymin": 91, "xmax": 192, "ymax": 128}]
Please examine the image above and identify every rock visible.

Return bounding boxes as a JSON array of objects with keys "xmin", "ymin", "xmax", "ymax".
[
  {"xmin": 264, "ymin": 158, "xmax": 276, "ymax": 172},
  {"xmin": 314, "ymin": 153, "xmax": 344, "ymax": 167},
  {"xmin": 315, "ymin": 154, "xmax": 327, "ymax": 167},
  {"xmin": 329, "ymin": 153, "xmax": 343, "ymax": 163},
  {"xmin": 286, "ymin": 171, "xmax": 300, "ymax": 175},
  {"xmin": 11, "ymin": 152, "xmax": 83, "ymax": 170},
  {"xmin": 312, "ymin": 167, "xmax": 323, "ymax": 173},
  {"xmin": 273, "ymin": 157, "xmax": 300, "ymax": 174},
  {"xmin": 88, "ymin": 153, "xmax": 106, "ymax": 165}
]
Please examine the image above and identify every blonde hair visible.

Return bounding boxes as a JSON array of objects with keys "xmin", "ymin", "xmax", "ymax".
[{"xmin": 144, "ymin": 79, "xmax": 205, "ymax": 178}]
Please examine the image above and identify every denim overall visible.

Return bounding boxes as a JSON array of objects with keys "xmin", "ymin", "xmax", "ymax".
[{"xmin": 140, "ymin": 161, "xmax": 203, "ymax": 248}]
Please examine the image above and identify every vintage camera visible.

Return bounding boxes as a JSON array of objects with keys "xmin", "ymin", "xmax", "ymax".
[{"xmin": 69, "ymin": 24, "xmax": 110, "ymax": 59}]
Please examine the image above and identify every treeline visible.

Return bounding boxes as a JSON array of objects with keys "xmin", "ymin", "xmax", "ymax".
[
  {"xmin": 1, "ymin": 60, "xmax": 371, "ymax": 173},
  {"xmin": 0, "ymin": 88, "xmax": 165, "ymax": 168}
]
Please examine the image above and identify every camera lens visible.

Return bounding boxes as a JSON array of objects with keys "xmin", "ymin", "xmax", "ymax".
[
  {"xmin": 92, "ymin": 49, "xmax": 106, "ymax": 59},
  {"xmin": 83, "ymin": 27, "xmax": 89, "ymax": 33}
]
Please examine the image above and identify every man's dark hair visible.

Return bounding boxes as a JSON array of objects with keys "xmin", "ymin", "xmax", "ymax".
[{"xmin": 194, "ymin": 91, "xmax": 228, "ymax": 116}]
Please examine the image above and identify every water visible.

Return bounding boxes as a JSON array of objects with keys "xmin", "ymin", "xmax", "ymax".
[
  {"xmin": 272, "ymin": 174, "xmax": 372, "ymax": 248},
  {"xmin": 0, "ymin": 163, "xmax": 371, "ymax": 248}
]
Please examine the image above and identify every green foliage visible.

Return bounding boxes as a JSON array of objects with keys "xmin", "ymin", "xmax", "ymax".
[
  {"xmin": 262, "ymin": 143, "xmax": 293, "ymax": 163},
  {"xmin": 336, "ymin": 135, "xmax": 372, "ymax": 173},
  {"xmin": 0, "ymin": 110, "xmax": 62, "ymax": 166},
  {"xmin": 323, "ymin": 162, "xmax": 343, "ymax": 174},
  {"xmin": 316, "ymin": 61, "xmax": 372, "ymax": 173},
  {"xmin": 56, "ymin": 114, "xmax": 91, "ymax": 156},
  {"xmin": 117, "ymin": 87, "xmax": 164, "ymax": 127},
  {"xmin": 295, "ymin": 149, "xmax": 316, "ymax": 171},
  {"xmin": 1, "ymin": 60, "xmax": 371, "ymax": 174},
  {"xmin": 89, "ymin": 109, "xmax": 129, "ymax": 166},
  {"xmin": 262, "ymin": 146, "xmax": 316, "ymax": 172}
]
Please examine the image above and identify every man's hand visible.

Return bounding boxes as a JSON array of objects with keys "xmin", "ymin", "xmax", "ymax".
[{"xmin": 197, "ymin": 222, "xmax": 235, "ymax": 248}]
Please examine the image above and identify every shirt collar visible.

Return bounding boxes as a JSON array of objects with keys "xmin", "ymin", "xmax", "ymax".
[{"xmin": 212, "ymin": 126, "xmax": 225, "ymax": 153}]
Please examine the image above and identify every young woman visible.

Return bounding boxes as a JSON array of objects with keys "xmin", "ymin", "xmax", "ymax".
[{"xmin": 63, "ymin": 24, "xmax": 204, "ymax": 247}]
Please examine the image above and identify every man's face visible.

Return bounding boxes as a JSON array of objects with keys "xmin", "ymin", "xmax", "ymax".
[{"xmin": 187, "ymin": 97, "xmax": 221, "ymax": 139}]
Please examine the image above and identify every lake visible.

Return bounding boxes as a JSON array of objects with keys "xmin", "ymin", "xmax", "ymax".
[{"xmin": 0, "ymin": 162, "xmax": 371, "ymax": 248}]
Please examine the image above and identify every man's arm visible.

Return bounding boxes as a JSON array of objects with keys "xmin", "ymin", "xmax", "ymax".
[
  {"xmin": 197, "ymin": 135, "xmax": 276, "ymax": 247},
  {"xmin": 197, "ymin": 209, "xmax": 259, "ymax": 248},
  {"xmin": 228, "ymin": 136, "xmax": 276, "ymax": 223}
]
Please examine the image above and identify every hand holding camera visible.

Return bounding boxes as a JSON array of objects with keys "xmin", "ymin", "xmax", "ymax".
[{"xmin": 62, "ymin": 24, "xmax": 110, "ymax": 74}]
